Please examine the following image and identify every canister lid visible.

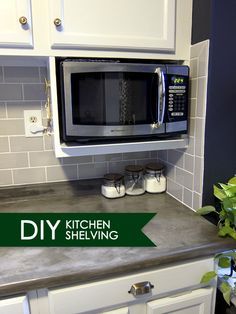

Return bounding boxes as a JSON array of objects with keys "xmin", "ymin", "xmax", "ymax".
[
  {"xmin": 125, "ymin": 165, "xmax": 144, "ymax": 173},
  {"xmin": 145, "ymin": 162, "xmax": 165, "ymax": 171},
  {"xmin": 103, "ymin": 173, "xmax": 124, "ymax": 182}
]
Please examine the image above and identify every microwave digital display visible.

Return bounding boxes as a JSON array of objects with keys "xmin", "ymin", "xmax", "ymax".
[{"xmin": 171, "ymin": 76, "xmax": 185, "ymax": 85}]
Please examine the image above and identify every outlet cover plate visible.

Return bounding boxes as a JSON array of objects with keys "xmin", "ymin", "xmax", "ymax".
[{"xmin": 24, "ymin": 110, "xmax": 43, "ymax": 137}]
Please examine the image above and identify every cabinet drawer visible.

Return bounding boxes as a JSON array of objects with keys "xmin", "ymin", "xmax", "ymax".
[
  {"xmin": 0, "ymin": 295, "xmax": 30, "ymax": 314},
  {"xmin": 48, "ymin": 258, "xmax": 214, "ymax": 314}
]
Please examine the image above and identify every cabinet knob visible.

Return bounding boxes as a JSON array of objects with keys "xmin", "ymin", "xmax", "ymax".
[
  {"xmin": 54, "ymin": 18, "xmax": 62, "ymax": 27},
  {"xmin": 128, "ymin": 281, "xmax": 154, "ymax": 296},
  {"xmin": 19, "ymin": 16, "xmax": 28, "ymax": 25}
]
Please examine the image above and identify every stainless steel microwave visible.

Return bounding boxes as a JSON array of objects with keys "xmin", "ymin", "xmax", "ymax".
[{"xmin": 57, "ymin": 59, "xmax": 189, "ymax": 143}]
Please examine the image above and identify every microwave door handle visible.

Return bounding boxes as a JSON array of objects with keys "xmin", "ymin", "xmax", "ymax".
[{"xmin": 155, "ymin": 68, "xmax": 166, "ymax": 127}]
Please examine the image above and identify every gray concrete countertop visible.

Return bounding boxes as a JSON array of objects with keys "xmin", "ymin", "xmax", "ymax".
[{"xmin": 0, "ymin": 179, "xmax": 235, "ymax": 297}]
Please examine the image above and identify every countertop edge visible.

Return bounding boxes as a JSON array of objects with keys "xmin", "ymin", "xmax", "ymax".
[{"xmin": 0, "ymin": 240, "xmax": 235, "ymax": 297}]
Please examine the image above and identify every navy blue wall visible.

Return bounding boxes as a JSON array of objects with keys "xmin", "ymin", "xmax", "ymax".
[
  {"xmin": 191, "ymin": 0, "xmax": 236, "ymax": 204},
  {"xmin": 191, "ymin": 0, "xmax": 212, "ymax": 44}
]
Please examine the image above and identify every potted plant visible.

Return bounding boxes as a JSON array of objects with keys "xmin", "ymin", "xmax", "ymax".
[{"xmin": 197, "ymin": 176, "xmax": 236, "ymax": 305}]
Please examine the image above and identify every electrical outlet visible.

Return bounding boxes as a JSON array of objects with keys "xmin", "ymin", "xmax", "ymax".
[{"xmin": 24, "ymin": 110, "xmax": 43, "ymax": 137}]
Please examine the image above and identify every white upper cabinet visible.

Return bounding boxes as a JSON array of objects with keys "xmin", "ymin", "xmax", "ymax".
[
  {"xmin": 0, "ymin": 0, "xmax": 33, "ymax": 48},
  {"xmin": 49, "ymin": 0, "xmax": 176, "ymax": 52}
]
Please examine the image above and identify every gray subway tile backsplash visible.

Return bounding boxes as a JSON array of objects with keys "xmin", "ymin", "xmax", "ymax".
[
  {"xmin": 29, "ymin": 151, "xmax": 63, "ymax": 167},
  {"xmin": 0, "ymin": 102, "xmax": 6, "ymax": 118},
  {"xmin": 193, "ymin": 192, "xmax": 201, "ymax": 210},
  {"xmin": 13, "ymin": 167, "xmax": 46, "ymax": 185},
  {"xmin": 0, "ymin": 42, "xmax": 209, "ymax": 213},
  {"xmin": 39, "ymin": 67, "xmax": 48, "ymax": 83},
  {"xmin": 190, "ymin": 79, "xmax": 197, "ymax": 99},
  {"xmin": 0, "ymin": 137, "xmax": 9, "ymax": 153},
  {"xmin": 108, "ymin": 160, "xmax": 134, "ymax": 174},
  {"xmin": 6, "ymin": 101, "xmax": 41, "ymax": 118},
  {"xmin": 0, "ymin": 152, "xmax": 28, "ymax": 169},
  {"xmin": 63, "ymin": 156, "xmax": 93, "ymax": 165},
  {"xmin": 176, "ymin": 167, "xmax": 194, "ymax": 190},
  {"xmin": 166, "ymin": 162, "xmax": 176, "ymax": 181},
  {"xmin": 168, "ymin": 150, "xmax": 184, "ymax": 168},
  {"xmin": 123, "ymin": 151, "xmax": 150, "ymax": 160},
  {"xmin": 184, "ymin": 154, "xmax": 194, "ymax": 173},
  {"xmin": 0, "ymin": 170, "xmax": 12, "ymax": 186},
  {"xmin": 183, "ymin": 188, "xmax": 193, "ymax": 208},
  {"xmin": 23, "ymin": 84, "xmax": 46, "ymax": 101},
  {"xmin": 198, "ymin": 41, "xmax": 209, "ymax": 77},
  {"xmin": 78, "ymin": 163, "xmax": 107, "ymax": 179},
  {"xmin": 189, "ymin": 98, "xmax": 196, "ymax": 118},
  {"xmin": 0, "ymin": 120, "xmax": 25, "ymax": 136},
  {"xmin": 185, "ymin": 136, "xmax": 195, "ymax": 156},
  {"xmin": 167, "ymin": 179, "xmax": 183, "ymax": 202},
  {"xmin": 43, "ymin": 135, "xmax": 54, "ymax": 150},
  {"xmin": 4, "ymin": 67, "xmax": 40, "ymax": 83},
  {"xmin": 10, "ymin": 136, "xmax": 44, "ymax": 152},
  {"xmin": 0, "ymin": 67, "xmax": 3, "ymax": 82},
  {"xmin": 94, "ymin": 153, "xmax": 122, "ymax": 163},
  {"xmin": 196, "ymin": 77, "xmax": 207, "ymax": 117},
  {"xmin": 0, "ymin": 84, "xmax": 23, "ymax": 101},
  {"xmin": 195, "ymin": 118, "xmax": 204, "ymax": 157},
  {"xmin": 46, "ymin": 165, "xmax": 77, "ymax": 182},
  {"xmin": 158, "ymin": 150, "xmax": 168, "ymax": 162},
  {"xmin": 194, "ymin": 156, "xmax": 204, "ymax": 194},
  {"xmin": 189, "ymin": 118, "xmax": 195, "ymax": 137},
  {"xmin": 190, "ymin": 58, "xmax": 198, "ymax": 79}
]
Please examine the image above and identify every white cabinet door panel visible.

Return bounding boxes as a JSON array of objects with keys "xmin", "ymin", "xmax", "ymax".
[
  {"xmin": 49, "ymin": 0, "xmax": 175, "ymax": 51},
  {"xmin": 0, "ymin": 0, "xmax": 33, "ymax": 48},
  {"xmin": 147, "ymin": 288, "xmax": 213, "ymax": 314},
  {"xmin": 0, "ymin": 295, "xmax": 30, "ymax": 314}
]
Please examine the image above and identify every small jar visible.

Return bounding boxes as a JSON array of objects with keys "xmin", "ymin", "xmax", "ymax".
[
  {"xmin": 125, "ymin": 165, "xmax": 145, "ymax": 196},
  {"xmin": 101, "ymin": 173, "xmax": 125, "ymax": 199},
  {"xmin": 145, "ymin": 163, "xmax": 166, "ymax": 193}
]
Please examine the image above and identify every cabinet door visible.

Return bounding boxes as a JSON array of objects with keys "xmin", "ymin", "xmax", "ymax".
[
  {"xmin": 49, "ymin": 0, "xmax": 175, "ymax": 51},
  {"xmin": 0, "ymin": 0, "xmax": 33, "ymax": 48},
  {"xmin": 147, "ymin": 288, "xmax": 213, "ymax": 314},
  {"xmin": 0, "ymin": 295, "xmax": 30, "ymax": 314}
]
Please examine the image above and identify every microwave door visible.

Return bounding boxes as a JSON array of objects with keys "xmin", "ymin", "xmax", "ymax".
[{"xmin": 63, "ymin": 63, "xmax": 166, "ymax": 138}]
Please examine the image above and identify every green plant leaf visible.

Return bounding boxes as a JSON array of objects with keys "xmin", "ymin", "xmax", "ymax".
[
  {"xmin": 218, "ymin": 257, "xmax": 231, "ymax": 268},
  {"xmin": 230, "ymin": 197, "xmax": 236, "ymax": 209},
  {"xmin": 214, "ymin": 185, "xmax": 227, "ymax": 201},
  {"xmin": 218, "ymin": 225, "xmax": 236, "ymax": 240},
  {"xmin": 223, "ymin": 198, "xmax": 234, "ymax": 211},
  {"xmin": 196, "ymin": 206, "xmax": 216, "ymax": 215},
  {"xmin": 228, "ymin": 177, "xmax": 236, "ymax": 185},
  {"xmin": 200, "ymin": 271, "xmax": 217, "ymax": 284},
  {"xmin": 220, "ymin": 183, "xmax": 230, "ymax": 190},
  {"xmin": 220, "ymin": 281, "xmax": 232, "ymax": 305},
  {"xmin": 224, "ymin": 186, "xmax": 236, "ymax": 198}
]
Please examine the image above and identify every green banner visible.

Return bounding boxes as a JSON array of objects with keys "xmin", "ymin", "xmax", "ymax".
[{"xmin": 0, "ymin": 213, "xmax": 156, "ymax": 247}]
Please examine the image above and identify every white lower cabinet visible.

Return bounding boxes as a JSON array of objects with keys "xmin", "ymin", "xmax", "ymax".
[
  {"xmin": 0, "ymin": 295, "xmax": 30, "ymax": 314},
  {"xmin": 46, "ymin": 258, "xmax": 216, "ymax": 314},
  {"xmin": 147, "ymin": 288, "xmax": 213, "ymax": 314}
]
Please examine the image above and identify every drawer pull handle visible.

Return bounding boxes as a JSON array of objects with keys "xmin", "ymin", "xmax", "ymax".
[{"xmin": 128, "ymin": 281, "xmax": 154, "ymax": 296}]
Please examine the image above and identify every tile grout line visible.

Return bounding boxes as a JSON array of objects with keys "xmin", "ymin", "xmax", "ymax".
[{"xmin": 11, "ymin": 169, "xmax": 14, "ymax": 185}]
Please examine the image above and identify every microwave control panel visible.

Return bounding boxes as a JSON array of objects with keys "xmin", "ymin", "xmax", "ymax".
[{"xmin": 165, "ymin": 74, "xmax": 188, "ymax": 122}]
